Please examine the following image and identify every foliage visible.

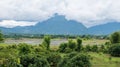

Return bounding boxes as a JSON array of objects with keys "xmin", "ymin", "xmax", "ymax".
[
  {"xmin": 69, "ymin": 53, "xmax": 91, "ymax": 67},
  {"xmin": 58, "ymin": 52, "xmax": 91, "ymax": 67},
  {"xmin": 109, "ymin": 44, "xmax": 120, "ymax": 57},
  {"xmin": 76, "ymin": 37, "xmax": 82, "ymax": 52},
  {"xmin": 18, "ymin": 43, "xmax": 32, "ymax": 55},
  {"xmin": 42, "ymin": 36, "xmax": 51, "ymax": 50},
  {"xmin": 59, "ymin": 43, "xmax": 68, "ymax": 52},
  {"xmin": 110, "ymin": 32, "xmax": 120, "ymax": 44},
  {"xmin": 20, "ymin": 54, "xmax": 49, "ymax": 67},
  {"xmin": 47, "ymin": 52, "xmax": 61, "ymax": 67},
  {"xmin": 68, "ymin": 40, "xmax": 76, "ymax": 50},
  {"xmin": 91, "ymin": 45, "xmax": 98, "ymax": 52},
  {"xmin": 85, "ymin": 45, "xmax": 92, "ymax": 52},
  {"xmin": 0, "ymin": 30, "xmax": 4, "ymax": 42}
]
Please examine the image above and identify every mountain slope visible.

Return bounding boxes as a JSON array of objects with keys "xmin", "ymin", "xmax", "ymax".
[
  {"xmin": 0, "ymin": 15, "xmax": 87, "ymax": 35},
  {"xmin": 88, "ymin": 22, "xmax": 120, "ymax": 35}
]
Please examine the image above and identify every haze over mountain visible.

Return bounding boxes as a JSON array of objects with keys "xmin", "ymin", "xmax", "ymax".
[{"xmin": 0, "ymin": 14, "xmax": 120, "ymax": 35}]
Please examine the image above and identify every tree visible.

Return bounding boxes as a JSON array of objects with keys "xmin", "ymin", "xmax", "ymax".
[
  {"xmin": 109, "ymin": 44, "xmax": 120, "ymax": 57},
  {"xmin": 18, "ymin": 43, "xmax": 32, "ymax": 55},
  {"xmin": 69, "ymin": 53, "xmax": 91, "ymax": 67},
  {"xmin": 58, "ymin": 53, "xmax": 91, "ymax": 67},
  {"xmin": 91, "ymin": 45, "xmax": 98, "ymax": 52},
  {"xmin": 68, "ymin": 40, "xmax": 76, "ymax": 51},
  {"xmin": 42, "ymin": 36, "xmax": 51, "ymax": 50},
  {"xmin": 76, "ymin": 37, "xmax": 82, "ymax": 52},
  {"xmin": 20, "ymin": 54, "xmax": 49, "ymax": 67},
  {"xmin": 47, "ymin": 52, "xmax": 61, "ymax": 67},
  {"xmin": 0, "ymin": 30, "xmax": 4, "ymax": 42},
  {"xmin": 85, "ymin": 45, "xmax": 91, "ymax": 52},
  {"xmin": 110, "ymin": 32, "xmax": 120, "ymax": 44},
  {"xmin": 59, "ymin": 43, "xmax": 68, "ymax": 52}
]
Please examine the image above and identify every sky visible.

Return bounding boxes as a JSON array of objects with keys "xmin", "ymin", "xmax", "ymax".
[{"xmin": 0, "ymin": 0, "xmax": 120, "ymax": 28}]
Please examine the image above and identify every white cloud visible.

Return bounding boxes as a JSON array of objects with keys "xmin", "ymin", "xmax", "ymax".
[
  {"xmin": 0, "ymin": 20, "xmax": 37, "ymax": 28},
  {"xmin": 0, "ymin": 0, "xmax": 120, "ymax": 28}
]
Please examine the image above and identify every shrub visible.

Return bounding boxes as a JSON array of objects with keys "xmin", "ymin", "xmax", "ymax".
[
  {"xmin": 18, "ymin": 43, "xmax": 32, "ymax": 55},
  {"xmin": 91, "ymin": 45, "xmax": 98, "ymax": 52},
  {"xmin": 47, "ymin": 52, "xmax": 61, "ymax": 67},
  {"xmin": 69, "ymin": 53, "xmax": 91, "ymax": 67},
  {"xmin": 42, "ymin": 36, "xmax": 51, "ymax": 50},
  {"xmin": 20, "ymin": 54, "xmax": 49, "ymax": 67},
  {"xmin": 110, "ymin": 32, "xmax": 120, "ymax": 44},
  {"xmin": 76, "ymin": 38, "xmax": 82, "ymax": 52},
  {"xmin": 85, "ymin": 45, "xmax": 91, "ymax": 52},
  {"xmin": 68, "ymin": 40, "xmax": 76, "ymax": 51},
  {"xmin": 109, "ymin": 44, "xmax": 120, "ymax": 57},
  {"xmin": 0, "ymin": 30, "xmax": 4, "ymax": 42},
  {"xmin": 1, "ymin": 57, "xmax": 22, "ymax": 67},
  {"xmin": 59, "ymin": 43, "xmax": 68, "ymax": 53},
  {"xmin": 58, "ymin": 53, "xmax": 91, "ymax": 67}
]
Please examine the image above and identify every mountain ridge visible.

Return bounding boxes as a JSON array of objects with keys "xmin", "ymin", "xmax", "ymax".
[{"xmin": 0, "ymin": 15, "xmax": 120, "ymax": 35}]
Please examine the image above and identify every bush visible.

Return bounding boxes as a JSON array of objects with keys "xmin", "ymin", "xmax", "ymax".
[
  {"xmin": 91, "ymin": 45, "xmax": 98, "ymax": 52},
  {"xmin": 76, "ymin": 38, "xmax": 82, "ymax": 52},
  {"xmin": 47, "ymin": 52, "xmax": 61, "ymax": 67},
  {"xmin": 18, "ymin": 43, "xmax": 32, "ymax": 55},
  {"xmin": 0, "ymin": 30, "xmax": 4, "ymax": 42},
  {"xmin": 109, "ymin": 44, "xmax": 120, "ymax": 57},
  {"xmin": 59, "ymin": 43, "xmax": 68, "ymax": 53},
  {"xmin": 69, "ymin": 53, "xmax": 91, "ymax": 67},
  {"xmin": 42, "ymin": 36, "xmax": 51, "ymax": 50},
  {"xmin": 1, "ymin": 57, "xmax": 22, "ymax": 67},
  {"xmin": 68, "ymin": 40, "xmax": 76, "ymax": 51},
  {"xmin": 84, "ymin": 45, "xmax": 91, "ymax": 52},
  {"xmin": 110, "ymin": 32, "xmax": 120, "ymax": 44},
  {"xmin": 20, "ymin": 54, "xmax": 49, "ymax": 67},
  {"xmin": 58, "ymin": 53, "xmax": 91, "ymax": 67}
]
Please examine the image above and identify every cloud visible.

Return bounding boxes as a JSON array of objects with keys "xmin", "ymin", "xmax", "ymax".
[
  {"xmin": 0, "ymin": 20, "xmax": 37, "ymax": 28},
  {"xmin": 0, "ymin": 0, "xmax": 120, "ymax": 28}
]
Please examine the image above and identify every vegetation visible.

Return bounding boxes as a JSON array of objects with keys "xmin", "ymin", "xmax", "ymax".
[
  {"xmin": 109, "ymin": 44, "xmax": 120, "ymax": 57},
  {"xmin": 0, "ymin": 31, "xmax": 120, "ymax": 67},
  {"xmin": 110, "ymin": 32, "xmax": 120, "ymax": 44},
  {"xmin": 0, "ymin": 30, "xmax": 4, "ymax": 42}
]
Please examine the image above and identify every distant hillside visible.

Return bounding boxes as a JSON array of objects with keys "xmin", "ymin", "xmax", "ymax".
[
  {"xmin": 88, "ymin": 22, "xmax": 120, "ymax": 35},
  {"xmin": 0, "ymin": 14, "xmax": 87, "ymax": 35}
]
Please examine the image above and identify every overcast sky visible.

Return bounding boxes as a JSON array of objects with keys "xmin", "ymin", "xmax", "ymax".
[{"xmin": 0, "ymin": 0, "xmax": 120, "ymax": 28}]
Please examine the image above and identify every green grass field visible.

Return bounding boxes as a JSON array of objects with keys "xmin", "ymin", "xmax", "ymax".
[{"xmin": 89, "ymin": 52, "xmax": 120, "ymax": 67}]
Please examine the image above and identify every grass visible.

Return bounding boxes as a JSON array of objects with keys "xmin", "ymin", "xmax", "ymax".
[{"xmin": 89, "ymin": 52, "xmax": 120, "ymax": 67}]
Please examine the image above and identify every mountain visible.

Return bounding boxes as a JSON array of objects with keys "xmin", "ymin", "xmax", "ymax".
[
  {"xmin": 1, "ymin": 14, "xmax": 120, "ymax": 35},
  {"xmin": 88, "ymin": 22, "xmax": 120, "ymax": 35},
  {"xmin": 0, "ymin": 14, "xmax": 87, "ymax": 35}
]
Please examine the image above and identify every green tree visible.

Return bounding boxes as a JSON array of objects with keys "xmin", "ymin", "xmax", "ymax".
[
  {"xmin": 76, "ymin": 37, "xmax": 82, "ymax": 52},
  {"xmin": 68, "ymin": 40, "xmax": 76, "ymax": 51},
  {"xmin": 58, "ymin": 53, "xmax": 91, "ymax": 67},
  {"xmin": 47, "ymin": 52, "xmax": 61, "ymax": 67},
  {"xmin": 91, "ymin": 45, "xmax": 98, "ymax": 52},
  {"xmin": 109, "ymin": 44, "xmax": 120, "ymax": 57},
  {"xmin": 42, "ymin": 36, "xmax": 51, "ymax": 50},
  {"xmin": 0, "ymin": 30, "xmax": 4, "ymax": 42},
  {"xmin": 69, "ymin": 53, "xmax": 91, "ymax": 67},
  {"xmin": 85, "ymin": 45, "xmax": 91, "ymax": 52},
  {"xmin": 18, "ymin": 43, "xmax": 32, "ymax": 55},
  {"xmin": 20, "ymin": 54, "xmax": 49, "ymax": 67},
  {"xmin": 110, "ymin": 32, "xmax": 120, "ymax": 44},
  {"xmin": 59, "ymin": 43, "xmax": 68, "ymax": 52}
]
